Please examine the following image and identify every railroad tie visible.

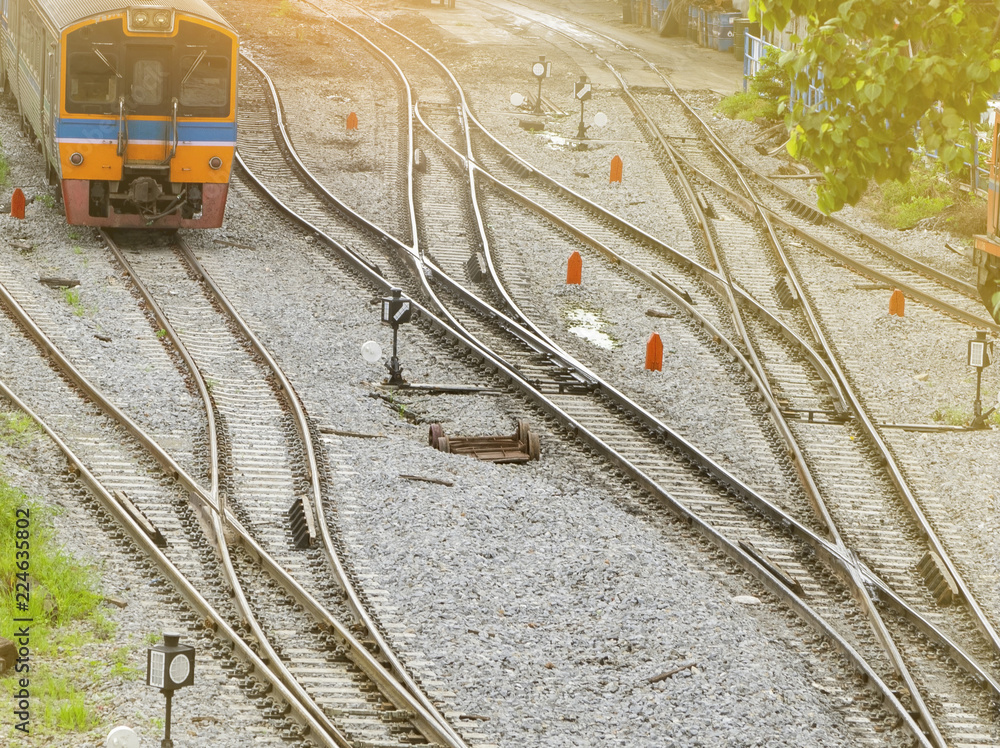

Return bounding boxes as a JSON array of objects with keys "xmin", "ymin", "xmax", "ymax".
[{"xmin": 916, "ymin": 550, "xmax": 959, "ymax": 606}]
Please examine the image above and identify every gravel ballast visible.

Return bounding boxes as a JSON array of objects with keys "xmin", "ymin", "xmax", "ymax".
[{"xmin": 4, "ymin": 0, "xmax": 997, "ymax": 744}]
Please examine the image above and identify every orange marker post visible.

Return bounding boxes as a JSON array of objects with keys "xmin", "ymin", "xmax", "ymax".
[
  {"xmin": 566, "ymin": 251, "xmax": 582, "ymax": 285},
  {"xmin": 10, "ymin": 188, "xmax": 25, "ymax": 219},
  {"xmin": 645, "ymin": 332, "xmax": 663, "ymax": 371},
  {"xmin": 889, "ymin": 289, "xmax": 905, "ymax": 317},
  {"xmin": 347, "ymin": 112, "xmax": 359, "ymax": 131},
  {"xmin": 610, "ymin": 155, "xmax": 623, "ymax": 184}
]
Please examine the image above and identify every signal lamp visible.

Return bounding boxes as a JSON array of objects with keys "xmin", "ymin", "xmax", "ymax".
[
  {"xmin": 209, "ymin": 157, "xmax": 222, "ymax": 170},
  {"xmin": 69, "ymin": 152, "xmax": 84, "ymax": 166}
]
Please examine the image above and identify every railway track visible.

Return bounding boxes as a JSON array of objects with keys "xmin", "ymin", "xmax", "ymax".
[
  {"xmin": 0, "ymin": 273, "xmax": 325, "ymax": 744},
  {"xmin": 0, "ymin": 178, "xmax": 466, "ymax": 746},
  {"xmin": 103, "ymin": 229, "xmax": 468, "ymax": 748},
  {"xmin": 229, "ymin": 22, "xmax": 1000, "ymax": 746},
  {"xmin": 282, "ymin": 1, "xmax": 991, "ymax": 743}
]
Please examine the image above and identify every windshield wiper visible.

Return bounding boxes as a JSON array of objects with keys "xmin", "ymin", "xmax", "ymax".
[
  {"xmin": 181, "ymin": 50, "xmax": 207, "ymax": 87},
  {"xmin": 92, "ymin": 46, "xmax": 122, "ymax": 79}
]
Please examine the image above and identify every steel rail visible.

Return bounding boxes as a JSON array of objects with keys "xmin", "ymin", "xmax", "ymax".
[
  {"xmin": 649, "ymin": 75, "xmax": 1000, "ymax": 658},
  {"xmin": 231, "ymin": 154, "xmax": 937, "ymax": 747},
  {"xmin": 237, "ymin": 53, "xmax": 478, "ymax": 361},
  {"xmin": 380, "ymin": 8, "xmax": 998, "ymax": 742},
  {"xmin": 103, "ymin": 232, "xmax": 362, "ymax": 747},
  {"xmin": 663, "ymin": 146, "xmax": 1000, "ymax": 334},
  {"xmin": 237, "ymin": 54, "xmax": 600, "ymax": 391},
  {"xmin": 173, "ymin": 239, "xmax": 470, "ymax": 748},
  {"xmin": 651, "ymin": 68, "xmax": 978, "ymax": 300},
  {"xmin": 444, "ymin": 0, "xmax": 1000, "ymax": 719},
  {"xmin": 236, "ymin": 51, "xmax": 1000, "ymax": 748},
  {"xmin": 459, "ymin": 112, "xmax": 848, "ymax": 411},
  {"xmin": 0, "ymin": 288, "xmax": 333, "ymax": 745},
  {"xmin": 236, "ymin": 130, "xmax": 999, "ymax": 705},
  {"xmin": 416, "ymin": 100, "xmax": 849, "ymax": 547},
  {"xmin": 2, "ymin": 236, "xmax": 462, "ymax": 748},
  {"xmin": 236, "ymin": 4, "xmax": 992, "ymax": 734},
  {"xmin": 483, "ymin": 0, "xmax": 986, "ymax": 319},
  {"xmin": 589, "ymin": 67, "xmax": 947, "ymax": 745},
  {"xmin": 102, "ymin": 230, "xmax": 465, "ymax": 748},
  {"xmin": 410, "ymin": 58, "xmax": 923, "ymax": 696},
  {"xmin": 443, "ymin": 103, "xmax": 939, "ymax": 746}
]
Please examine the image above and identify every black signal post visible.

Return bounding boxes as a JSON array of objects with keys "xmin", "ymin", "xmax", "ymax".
[
  {"xmin": 574, "ymin": 75, "xmax": 592, "ymax": 139},
  {"xmin": 531, "ymin": 56, "xmax": 550, "ymax": 114},
  {"xmin": 381, "ymin": 288, "xmax": 413, "ymax": 386},
  {"xmin": 146, "ymin": 632, "xmax": 195, "ymax": 748},
  {"xmin": 969, "ymin": 331, "xmax": 996, "ymax": 429}
]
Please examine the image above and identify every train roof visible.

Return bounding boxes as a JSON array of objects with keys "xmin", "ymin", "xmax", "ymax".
[{"xmin": 36, "ymin": 0, "xmax": 233, "ymax": 33}]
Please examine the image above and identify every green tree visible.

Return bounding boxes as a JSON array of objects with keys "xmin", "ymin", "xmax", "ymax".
[{"xmin": 752, "ymin": 0, "xmax": 1000, "ymax": 213}]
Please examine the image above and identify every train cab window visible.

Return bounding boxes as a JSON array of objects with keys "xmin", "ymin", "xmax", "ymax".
[
  {"xmin": 179, "ymin": 55, "xmax": 228, "ymax": 110},
  {"xmin": 131, "ymin": 59, "xmax": 165, "ymax": 106},
  {"xmin": 68, "ymin": 52, "xmax": 118, "ymax": 107}
]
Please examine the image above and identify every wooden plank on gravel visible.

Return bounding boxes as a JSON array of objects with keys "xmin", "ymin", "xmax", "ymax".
[{"xmin": 399, "ymin": 474, "xmax": 454, "ymax": 487}]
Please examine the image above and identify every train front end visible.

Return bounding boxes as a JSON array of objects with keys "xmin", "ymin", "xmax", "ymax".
[{"xmin": 58, "ymin": 5, "xmax": 237, "ymax": 228}]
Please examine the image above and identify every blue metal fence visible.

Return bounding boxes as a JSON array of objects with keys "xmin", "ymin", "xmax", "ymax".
[{"xmin": 743, "ymin": 34, "xmax": 825, "ymax": 109}]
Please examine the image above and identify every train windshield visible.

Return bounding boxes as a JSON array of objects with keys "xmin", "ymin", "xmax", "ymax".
[
  {"xmin": 68, "ymin": 51, "xmax": 119, "ymax": 107},
  {"xmin": 65, "ymin": 20, "xmax": 233, "ymax": 117},
  {"xmin": 180, "ymin": 55, "xmax": 228, "ymax": 108}
]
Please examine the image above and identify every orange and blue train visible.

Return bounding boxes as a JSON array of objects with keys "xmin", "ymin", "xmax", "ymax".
[{"xmin": 0, "ymin": 0, "xmax": 237, "ymax": 228}]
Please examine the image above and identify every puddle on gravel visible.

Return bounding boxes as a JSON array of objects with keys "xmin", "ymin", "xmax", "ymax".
[
  {"xmin": 539, "ymin": 132, "xmax": 602, "ymax": 151},
  {"xmin": 566, "ymin": 308, "xmax": 615, "ymax": 349}
]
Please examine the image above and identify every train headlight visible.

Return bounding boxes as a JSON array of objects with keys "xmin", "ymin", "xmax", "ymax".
[
  {"xmin": 69, "ymin": 152, "xmax": 84, "ymax": 166},
  {"xmin": 129, "ymin": 8, "xmax": 173, "ymax": 32},
  {"xmin": 209, "ymin": 157, "xmax": 223, "ymax": 170}
]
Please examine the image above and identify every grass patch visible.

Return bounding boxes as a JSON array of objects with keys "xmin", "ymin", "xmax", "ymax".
[
  {"xmin": 60, "ymin": 288, "xmax": 86, "ymax": 317},
  {"xmin": 716, "ymin": 91, "xmax": 778, "ymax": 122},
  {"xmin": 36, "ymin": 194, "xmax": 54, "ymax": 209},
  {"xmin": 932, "ymin": 405, "xmax": 969, "ymax": 426},
  {"xmin": 0, "ymin": 151, "xmax": 8, "ymax": 187},
  {"xmin": 0, "ymin": 471, "xmax": 111, "ymax": 742},
  {"xmin": 930, "ymin": 404, "xmax": 1000, "ymax": 426},
  {"xmin": 1, "ymin": 411, "xmax": 39, "ymax": 447},
  {"xmin": 863, "ymin": 169, "xmax": 952, "ymax": 230},
  {"xmin": 858, "ymin": 166, "xmax": 986, "ymax": 232},
  {"xmin": 108, "ymin": 646, "xmax": 140, "ymax": 680}
]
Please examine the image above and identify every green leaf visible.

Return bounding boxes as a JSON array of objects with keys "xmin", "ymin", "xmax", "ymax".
[{"xmin": 863, "ymin": 83, "xmax": 882, "ymax": 101}]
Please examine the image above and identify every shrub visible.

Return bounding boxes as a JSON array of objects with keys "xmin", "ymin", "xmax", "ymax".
[{"xmin": 716, "ymin": 49, "xmax": 790, "ymax": 122}]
